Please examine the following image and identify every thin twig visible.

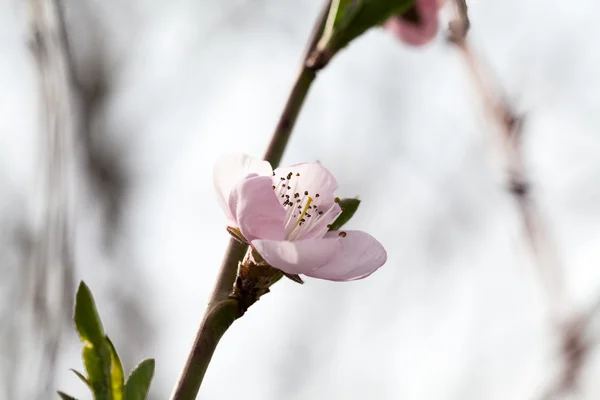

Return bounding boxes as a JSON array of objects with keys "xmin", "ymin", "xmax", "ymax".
[
  {"xmin": 448, "ymin": 0, "xmax": 565, "ymax": 314},
  {"xmin": 447, "ymin": 1, "xmax": 589, "ymax": 397},
  {"xmin": 263, "ymin": 0, "xmax": 332, "ymax": 166},
  {"xmin": 169, "ymin": 2, "xmax": 332, "ymax": 399}
]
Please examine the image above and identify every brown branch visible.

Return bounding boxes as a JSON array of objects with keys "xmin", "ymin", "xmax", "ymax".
[{"xmin": 169, "ymin": 2, "xmax": 332, "ymax": 399}]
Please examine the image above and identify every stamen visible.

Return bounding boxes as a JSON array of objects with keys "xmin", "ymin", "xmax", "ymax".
[
  {"xmin": 293, "ymin": 197, "xmax": 313, "ymax": 229},
  {"xmin": 338, "ymin": 231, "xmax": 347, "ymax": 237}
]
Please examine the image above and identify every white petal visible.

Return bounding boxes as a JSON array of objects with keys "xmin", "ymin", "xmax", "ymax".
[
  {"xmin": 273, "ymin": 162, "xmax": 338, "ymax": 208},
  {"xmin": 251, "ymin": 237, "xmax": 340, "ymax": 275},
  {"xmin": 213, "ymin": 153, "xmax": 273, "ymax": 221},
  {"xmin": 305, "ymin": 230, "xmax": 387, "ymax": 281},
  {"xmin": 233, "ymin": 175, "xmax": 286, "ymax": 242}
]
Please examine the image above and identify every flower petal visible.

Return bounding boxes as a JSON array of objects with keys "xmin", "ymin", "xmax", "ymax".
[
  {"xmin": 305, "ymin": 230, "xmax": 387, "ymax": 281},
  {"xmin": 232, "ymin": 175, "xmax": 286, "ymax": 242},
  {"xmin": 385, "ymin": 0, "xmax": 440, "ymax": 47},
  {"xmin": 214, "ymin": 153, "xmax": 273, "ymax": 221},
  {"xmin": 251, "ymin": 237, "xmax": 340, "ymax": 275},
  {"xmin": 273, "ymin": 162, "xmax": 338, "ymax": 208}
]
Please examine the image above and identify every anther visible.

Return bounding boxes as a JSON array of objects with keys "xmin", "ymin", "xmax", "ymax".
[
  {"xmin": 272, "ymin": 185, "xmax": 276, "ymax": 190},
  {"xmin": 296, "ymin": 173, "xmax": 300, "ymax": 176},
  {"xmin": 318, "ymin": 211, "xmax": 323, "ymax": 215},
  {"xmin": 304, "ymin": 191, "xmax": 309, "ymax": 195},
  {"xmin": 316, "ymin": 194, "xmax": 320, "ymax": 198},
  {"xmin": 334, "ymin": 197, "xmax": 340, "ymax": 203},
  {"xmin": 287, "ymin": 172, "xmax": 292, "ymax": 180},
  {"xmin": 280, "ymin": 177, "xmax": 285, "ymax": 181},
  {"xmin": 338, "ymin": 231, "xmax": 347, "ymax": 237}
]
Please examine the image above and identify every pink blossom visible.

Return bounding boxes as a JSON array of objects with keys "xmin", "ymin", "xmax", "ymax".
[
  {"xmin": 385, "ymin": 0, "xmax": 445, "ymax": 46},
  {"xmin": 213, "ymin": 153, "xmax": 387, "ymax": 281}
]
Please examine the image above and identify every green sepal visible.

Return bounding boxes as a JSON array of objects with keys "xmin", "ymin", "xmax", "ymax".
[
  {"xmin": 319, "ymin": 0, "xmax": 415, "ymax": 57},
  {"xmin": 328, "ymin": 198, "xmax": 361, "ymax": 231}
]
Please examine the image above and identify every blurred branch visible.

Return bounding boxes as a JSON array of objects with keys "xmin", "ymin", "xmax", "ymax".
[
  {"xmin": 448, "ymin": 0, "xmax": 565, "ymax": 313},
  {"xmin": 540, "ymin": 297, "xmax": 600, "ymax": 400},
  {"xmin": 169, "ymin": 2, "xmax": 332, "ymax": 400},
  {"xmin": 21, "ymin": 0, "xmax": 77, "ymax": 397},
  {"xmin": 447, "ymin": 1, "xmax": 592, "ymax": 398}
]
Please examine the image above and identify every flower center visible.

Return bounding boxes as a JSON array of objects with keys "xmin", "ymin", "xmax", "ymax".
[{"xmin": 272, "ymin": 171, "xmax": 341, "ymax": 241}]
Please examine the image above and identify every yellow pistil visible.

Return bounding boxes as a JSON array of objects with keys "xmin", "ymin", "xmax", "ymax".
[{"xmin": 293, "ymin": 196, "xmax": 313, "ymax": 229}]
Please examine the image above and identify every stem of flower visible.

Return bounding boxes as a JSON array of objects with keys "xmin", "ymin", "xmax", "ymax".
[{"xmin": 169, "ymin": 3, "xmax": 332, "ymax": 400}]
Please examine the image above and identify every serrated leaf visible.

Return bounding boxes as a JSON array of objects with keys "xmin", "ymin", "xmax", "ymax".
[
  {"xmin": 125, "ymin": 359, "xmax": 155, "ymax": 400},
  {"xmin": 320, "ymin": 0, "xmax": 415, "ymax": 55},
  {"xmin": 70, "ymin": 369, "xmax": 91, "ymax": 390},
  {"xmin": 74, "ymin": 281, "xmax": 105, "ymax": 346},
  {"xmin": 106, "ymin": 337, "xmax": 125, "ymax": 400},
  {"xmin": 328, "ymin": 198, "xmax": 361, "ymax": 231},
  {"xmin": 57, "ymin": 391, "xmax": 79, "ymax": 400}
]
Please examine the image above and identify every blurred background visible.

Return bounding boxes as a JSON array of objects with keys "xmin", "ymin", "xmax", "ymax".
[{"xmin": 2, "ymin": 0, "xmax": 600, "ymax": 399}]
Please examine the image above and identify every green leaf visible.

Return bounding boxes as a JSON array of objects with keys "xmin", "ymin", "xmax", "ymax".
[
  {"xmin": 74, "ymin": 281, "xmax": 105, "ymax": 346},
  {"xmin": 57, "ymin": 391, "xmax": 78, "ymax": 400},
  {"xmin": 70, "ymin": 369, "xmax": 91, "ymax": 390},
  {"xmin": 107, "ymin": 337, "xmax": 125, "ymax": 400},
  {"xmin": 125, "ymin": 359, "xmax": 155, "ymax": 400},
  {"xmin": 74, "ymin": 281, "xmax": 112, "ymax": 399},
  {"xmin": 83, "ymin": 344, "xmax": 112, "ymax": 399},
  {"xmin": 319, "ymin": 0, "xmax": 414, "ymax": 56},
  {"xmin": 328, "ymin": 198, "xmax": 361, "ymax": 232}
]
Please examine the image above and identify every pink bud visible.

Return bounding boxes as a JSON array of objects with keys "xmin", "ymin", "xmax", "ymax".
[{"xmin": 385, "ymin": 0, "xmax": 445, "ymax": 46}]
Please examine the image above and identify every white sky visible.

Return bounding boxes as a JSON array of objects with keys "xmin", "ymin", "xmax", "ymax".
[{"xmin": 2, "ymin": 0, "xmax": 600, "ymax": 399}]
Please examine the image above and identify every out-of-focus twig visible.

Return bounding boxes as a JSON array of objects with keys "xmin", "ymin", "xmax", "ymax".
[
  {"xmin": 448, "ymin": 0, "xmax": 565, "ymax": 314},
  {"xmin": 446, "ymin": 1, "xmax": 597, "ymax": 398},
  {"xmin": 21, "ymin": 0, "xmax": 77, "ymax": 397},
  {"xmin": 169, "ymin": 2, "xmax": 333, "ymax": 400}
]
